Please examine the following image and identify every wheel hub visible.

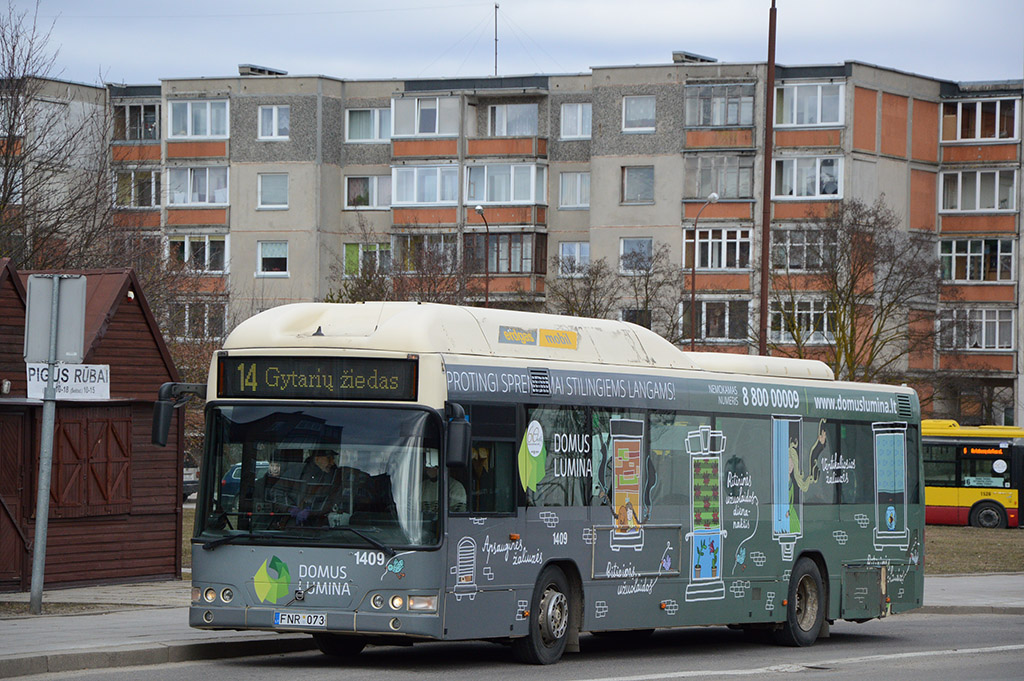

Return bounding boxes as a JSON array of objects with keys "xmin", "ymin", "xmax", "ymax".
[
  {"xmin": 794, "ymin": 574, "xmax": 820, "ymax": 632},
  {"xmin": 538, "ymin": 587, "xmax": 568, "ymax": 644}
]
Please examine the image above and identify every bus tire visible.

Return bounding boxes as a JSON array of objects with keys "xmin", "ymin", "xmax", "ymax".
[
  {"xmin": 513, "ymin": 565, "xmax": 571, "ymax": 664},
  {"xmin": 970, "ymin": 501, "xmax": 1007, "ymax": 529},
  {"xmin": 773, "ymin": 557, "xmax": 824, "ymax": 647},
  {"xmin": 312, "ymin": 633, "xmax": 366, "ymax": 657}
]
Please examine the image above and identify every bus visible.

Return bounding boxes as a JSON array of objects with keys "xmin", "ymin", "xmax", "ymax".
[
  {"xmin": 922, "ymin": 419, "xmax": 1024, "ymax": 529},
  {"xmin": 153, "ymin": 302, "xmax": 924, "ymax": 664}
]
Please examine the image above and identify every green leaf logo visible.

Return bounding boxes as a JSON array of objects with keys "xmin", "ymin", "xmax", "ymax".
[
  {"xmin": 253, "ymin": 555, "xmax": 291, "ymax": 603},
  {"xmin": 518, "ymin": 420, "xmax": 546, "ymax": 491}
]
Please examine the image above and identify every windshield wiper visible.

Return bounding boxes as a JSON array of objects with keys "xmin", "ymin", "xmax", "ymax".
[
  {"xmin": 336, "ymin": 527, "xmax": 395, "ymax": 557},
  {"xmin": 202, "ymin": 530, "xmax": 286, "ymax": 551}
]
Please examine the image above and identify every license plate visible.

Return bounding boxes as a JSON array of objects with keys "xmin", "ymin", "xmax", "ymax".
[{"xmin": 274, "ymin": 611, "xmax": 327, "ymax": 628}]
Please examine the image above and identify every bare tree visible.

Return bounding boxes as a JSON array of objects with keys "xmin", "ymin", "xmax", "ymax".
[
  {"xmin": 545, "ymin": 256, "xmax": 624, "ymax": 319},
  {"xmin": 619, "ymin": 242, "xmax": 683, "ymax": 339},
  {"xmin": 769, "ymin": 196, "xmax": 943, "ymax": 383}
]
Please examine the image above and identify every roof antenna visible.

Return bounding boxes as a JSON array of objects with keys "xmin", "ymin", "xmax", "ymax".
[
  {"xmin": 494, "ymin": 3, "xmax": 499, "ymax": 76},
  {"xmin": 312, "ymin": 326, "xmax": 324, "ymax": 336}
]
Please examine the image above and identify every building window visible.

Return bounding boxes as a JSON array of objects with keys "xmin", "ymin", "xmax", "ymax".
[
  {"xmin": 466, "ymin": 164, "xmax": 546, "ymax": 205},
  {"xmin": 770, "ymin": 299, "xmax": 835, "ymax": 344},
  {"xmin": 167, "ymin": 167, "xmax": 228, "ymax": 205},
  {"xmin": 392, "ymin": 233, "xmax": 458, "ymax": 272},
  {"xmin": 681, "ymin": 300, "xmax": 749, "ymax": 341},
  {"xmin": 257, "ymin": 173, "xmax": 288, "ymax": 209},
  {"xmin": 113, "ymin": 103, "xmax": 159, "ymax": 141},
  {"xmin": 344, "ymin": 242, "xmax": 391, "ymax": 276},
  {"xmin": 774, "ymin": 157, "xmax": 841, "ymax": 198},
  {"xmin": 172, "ymin": 300, "xmax": 227, "ymax": 341},
  {"xmin": 939, "ymin": 308, "xmax": 1014, "ymax": 350},
  {"xmin": 620, "ymin": 237, "xmax": 653, "ymax": 274},
  {"xmin": 489, "ymin": 103, "xmax": 538, "ymax": 136},
  {"xmin": 940, "ymin": 169, "xmax": 1016, "ymax": 211},
  {"xmin": 622, "ymin": 95, "xmax": 656, "ymax": 132},
  {"xmin": 684, "ymin": 155, "xmax": 754, "ymax": 199},
  {"xmin": 685, "ymin": 228, "xmax": 751, "ymax": 269},
  {"xmin": 622, "ymin": 166, "xmax": 654, "ymax": 204},
  {"xmin": 392, "ymin": 166, "xmax": 459, "ymax": 205},
  {"xmin": 169, "ymin": 234, "xmax": 227, "ymax": 273},
  {"xmin": 771, "ymin": 229, "xmax": 837, "ymax": 271},
  {"xmin": 559, "ymin": 171, "xmax": 590, "ymax": 208},
  {"xmin": 775, "ymin": 82, "xmax": 844, "ymax": 126},
  {"xmin": 940, "ymin": 239, "xmax": 1015, "ymax": 282},
  {"xmin": 115, "ymin": 170, "xmax": 160, "ymax": 208},
  {"xmin": 621, "ymin": 308, "xmax": 653, "ymax": 328},
  {"xmin": 557, "ymin": 241, "xmax": 590, "ymax": 276},
  {"xmin": 941, "ymin": 99, "xmax": 1019, "ymax": 142},
  {"xmin": 346, "ymin": 108, "xmax": 391, "ymax": 142},
  {"xmin": 560, "ymin": 102, "xmax": 592, "ymax": 139},
  {"xmin": 169, "ymin": 99, "xmax": 228, "ymax": 138},
  {"xmin": 465, "ymin": 232, "xmax": 545, "ymax": 275},
  {"xmin": 257, "ymin": 240, "xmax": 288, "ymax": 276},
  {"xmin": 258, "ymin": 105, "xmax": 290, "ymax": 139},
  {"xmin": 684, "ymin": 84, "xmax": 755, "ymax": 127},
  {"xmin": 392, "ymin": 96, "xmax": 459, "ymax": 137},
  {"xmin": 345, "ymin": 175, "xmax": 392, "ymax": 209}
]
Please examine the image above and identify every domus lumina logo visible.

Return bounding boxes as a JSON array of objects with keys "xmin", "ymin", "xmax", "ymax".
[{"xmin": 253, "ymin": 555, "xmax": 291, "ymax": 603}]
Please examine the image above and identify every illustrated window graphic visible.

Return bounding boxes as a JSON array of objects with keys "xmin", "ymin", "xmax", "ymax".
[
  {"xmin": 610, "ymin": 419, "xmax": 645, "ymax": 551},
  {"xmin": 452, "ymin": 536, "xmax": 478, "ymax": 600},
  {"xmin": 685, "ymin": 425, "xmax": 726, "ymax": 601},
  {"xmin": 873, "ymin": 422, "xmax": 909, "ymax": 550},
  {"xmin": 772, "ymin": 415, "xmax": 803, "ymax": 561}
]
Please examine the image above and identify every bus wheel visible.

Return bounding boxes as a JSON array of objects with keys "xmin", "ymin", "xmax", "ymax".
[
  {"xmin": 773, "ymin": 557, "xmax": 824, "ymax": 647},
  {"xmin": 970, "ymin": 502, "xmax": 1007, "ymax": 529},
  {"xmin": 312, "ymin": 633, "xmax": 366, "ymax": 657},
  {"xmin": 513, "ymin": 565, "xmax": 571, "ymax": 664}
]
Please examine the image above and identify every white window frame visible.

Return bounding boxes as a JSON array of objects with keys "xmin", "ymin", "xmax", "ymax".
[
  {"xmin": 115, "ymin": 169, "xmax": 160, "ymax": 208},
  {"xmin": 466, "ymin": 163, "xmax": 546, "ymax": 206},
  {"xmin": 771, "ymin": 229, "xmax": 837, "ymax": 271},
  {"xmin": 488, "ymin": 103, "xmax": 538, "ymax": 137},
  {"xmin": 684, "ymin": 154, "xmax": 755, "ymax": 199},
  {"xmin": 619, "ymin": 237, "xmax": 653, "ymax": 275},
  {"xmin": 621, "ymin": 165, "xmax": 655, "ymax": 204},
  {"xmin": 168, "ymin": 234, "xmax": 229, "ymax": 274},
  {"xmin": 940, "ymin": 169, "xmax": 1016, "ymax": 212},
  {"xmin": 391, "ymin": 96, "xmax": 459, "ymax": 138},
  {"xmin": 939, "ymin": 308, "xmax": 1014, "ymax": 351},
  {"xmin": 114, "ymin": 103, "xmax": 160, "ymax": 141},
  {"xmin": 685, "ymin": 227, "xmax": 751, "ymax": 270},
  {"xmin": 557, "ymin": 241, "xmax": 590, "ymax": 277},
  {"xmin": 682, "ymin": 298, "xmax": 750, "ymax": 342},
  {"xmin": 345, "ymin": 175, "xmax": 392, "ymax": 210},
  {"xmin": 684, "ymin": 83, "xmax": 755, "ymax": 127},
  {"xmin": 168, "ymin": 99, "xmax": 229, "ymax": 139},
  {"xmin": 257, "ymin": 240, "xmax": 289, "ymax": 277},
  {"xmin": 560, "ymin": 102, "xmax": 592, "ymax": 139},
  {"xmin": 392, "ymin": 165, "xmax": 459, "ymax": 206},
  {"xmin": 174, "ymin": 299, "xmax": 227, "ymax": 341},
  {"xmin": 773, "ymin": 156, "xmax": 842, "ymax": 199},
  {"xmin": 167, "ymin": 167, "xmax": 229, "ymax": 206},
  {"xmin": 559, "ymin": 171, "xmax": 590, "ymax": 209},
  {"xmin": 258, "ymin": 105, "xmax": 290, "ymax": 140},
  {"xmin": 770, "ymin": 299, "xmax": 835, "ymax": 344},
  {"xmin": 622, "ymin": 95, "xmax": 656, "ymax": 132},
  {"xmin": 941, "ymin": 98, "xmax": 1020, "ymax": 142},
  {"xmin": 939, "ymin": 238, "xmax": 1015, "ymax": 282},
  {"xmin": 257, "ymin": 173, "xmax": 288, "ymax": 209},
  {"xmin": 343, "ymin": 242, "xmax": 391, "ymax": 276},
  {"xmin": 775, "ymin": 82, "xmax": 844, "ymax": 127},
  {"xmin": 345, "ymin": 108, "xmax": 391, "ymax": 143}
]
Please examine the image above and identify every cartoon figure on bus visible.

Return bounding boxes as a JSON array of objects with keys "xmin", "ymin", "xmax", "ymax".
[{"xmin": 772, "ymin": 417, "xmax": 827, "ymax": 560}]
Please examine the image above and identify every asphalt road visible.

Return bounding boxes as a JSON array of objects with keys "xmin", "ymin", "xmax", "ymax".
[{"xmin": 23, "ymin": 612, "xmax": 1024, "ymax": 681}]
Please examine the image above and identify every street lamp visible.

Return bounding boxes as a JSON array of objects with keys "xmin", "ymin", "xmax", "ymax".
[
  {"xmin": 689, "ymin": 192, "xmax": 719, "ymax": 351},
  {"xmin": 474, "ymin": 205, "xmax": 491, "ymax": 307}
]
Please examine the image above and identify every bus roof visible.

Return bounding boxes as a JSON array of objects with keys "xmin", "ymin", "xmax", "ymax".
[
  {"xmin": 224, "ymin": 302, "xmax": 836, "ymax": 381},
  {"xmin": 921, "ymin": 419, "xmax": 1024, "ymax": 439}
]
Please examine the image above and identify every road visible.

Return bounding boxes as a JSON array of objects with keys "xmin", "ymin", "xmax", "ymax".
[{"xmin": 24, "ymin": 612, "xmax": 1024, "ymax": 680}]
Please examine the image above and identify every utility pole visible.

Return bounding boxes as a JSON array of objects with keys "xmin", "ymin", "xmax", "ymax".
[
  {"xmin": 758, "ymin": 0, "xmax": 778, "ymax": 356},
  {"xmin": 494, "ymin": 3, "xmax": 499, "ymax": 76}
]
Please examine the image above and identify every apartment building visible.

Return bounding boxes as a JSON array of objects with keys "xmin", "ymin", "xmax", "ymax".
[{"xmin": 105, "ymin": 56, "xmax": 1023, "ymax": 422}]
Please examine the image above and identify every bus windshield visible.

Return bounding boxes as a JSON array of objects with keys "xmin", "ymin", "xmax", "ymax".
[{"xmin": 199, "ymin": 405, "xmax": 442, "ymax": 548}]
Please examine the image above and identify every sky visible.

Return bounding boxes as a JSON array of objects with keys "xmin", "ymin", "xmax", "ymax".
[{"xmin": 13, "ymin": 0, "xmax": 1024, "ymax": 86}]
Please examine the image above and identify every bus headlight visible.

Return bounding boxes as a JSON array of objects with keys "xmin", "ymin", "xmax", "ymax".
[
  {"xmin": 220, "ymin": 588, "xmax": 234, "ymax": 603},
  {"xmin": 371, "ymin": 593, "xmax": 385, "ymax": 609},
  {"xmin": 389, "ymin": 595, "xmax": 404, "ymax": 610},
  {"xmin": 407, "ymin": 595, "xmax": 437, "ymax": 612},
  {"xmin": 204, "ymin": 588, "xmax": 217, "ymax": 603}
]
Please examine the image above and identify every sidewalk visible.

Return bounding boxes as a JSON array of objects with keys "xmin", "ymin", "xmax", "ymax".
[{"xmin": 1, "ymin": 573, "xmax": 1022, "ymax": 678}]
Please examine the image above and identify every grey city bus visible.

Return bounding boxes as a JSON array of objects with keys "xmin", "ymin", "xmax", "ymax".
[{"xmin": 153, "ymin": 302, "xmax": 924, "ymax": 664}]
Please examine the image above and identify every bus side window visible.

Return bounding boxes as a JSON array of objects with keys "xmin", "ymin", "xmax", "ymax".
[
  {"xmin": 463, "ymin": 404, "xmax": 517, "ymax": 514},
  {"xmin": 923, "ymin": 444, "xmax": 956, "ymax": 486}
]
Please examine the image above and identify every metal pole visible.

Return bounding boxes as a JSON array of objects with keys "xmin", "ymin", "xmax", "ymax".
[
  {"xmin": 29, "ymin": 275, "xmax": 62, "ymax": 615},
  {"xmin": 475, "ymin": 206, "xmax": 490, "ymax": 306},
  {"xmin": 758, "ymin": 0, "xmax": 778, "ymax": 356},
  {"xmin": 689, "ymin": 194, "xmax": 718, "ymax": 351},
  {"xmin": 494, "ymin": 3, "xmax": 499, "ymax": 77}
]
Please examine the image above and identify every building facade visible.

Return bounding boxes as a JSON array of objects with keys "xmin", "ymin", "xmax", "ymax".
[{"xmin": 105, "ymin": 56, "xmax": 1023, "ymax": 423}]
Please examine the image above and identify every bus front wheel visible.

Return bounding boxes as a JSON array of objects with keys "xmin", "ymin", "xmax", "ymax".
[
  {"xmin": 773, "ymin": 557, "xmax": 824, "ymax": 647},
  {"xmin": 970, "ymin": 502, "xmax": 1007, "ymax": 529},
  {"xmin": 312, "ymin": 633, "xmax": 366, "ymax": 657},
  {"xmin": 513, "ymin": 565, "xmax": 571, "ymax": 664}
]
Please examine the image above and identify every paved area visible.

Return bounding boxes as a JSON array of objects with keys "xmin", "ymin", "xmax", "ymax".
[{"xmin": 1, "ymin": 573, "xmax": 1022, "ymax": 678}]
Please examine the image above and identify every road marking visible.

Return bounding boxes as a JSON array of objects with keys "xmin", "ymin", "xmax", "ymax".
[{"xmin": 570, "ymin": 644, "xmax": 1024, "ymax": 680}]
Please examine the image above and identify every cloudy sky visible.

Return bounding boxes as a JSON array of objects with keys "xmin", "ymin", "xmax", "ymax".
[{"xmin": 15, "ymin": 0, "xmax": 1024, "ymax": 86}]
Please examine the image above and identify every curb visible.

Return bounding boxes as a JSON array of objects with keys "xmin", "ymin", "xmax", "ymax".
[
  {"xmin": 0, "ymin": 635, "xmax": 317, "ymax": 679},
  {"xmin": 914, "ymin": 605, "xmax": 1024, "ymax": 616}
]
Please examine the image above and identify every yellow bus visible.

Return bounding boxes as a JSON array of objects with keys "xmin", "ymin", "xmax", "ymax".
[{"xmin": 921, "ymin": 419, "xmax": 1024, "ymax": 529}]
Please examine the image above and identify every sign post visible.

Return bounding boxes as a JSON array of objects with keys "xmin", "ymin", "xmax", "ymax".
[{"xmin": 24, "ymin": 274, "xmax": 85, "ymax": 615}]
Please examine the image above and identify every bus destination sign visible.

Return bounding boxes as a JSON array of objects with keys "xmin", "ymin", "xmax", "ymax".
[{"xmin": 218, "ymin": 356, "xmax": 417, "ymax": 401}]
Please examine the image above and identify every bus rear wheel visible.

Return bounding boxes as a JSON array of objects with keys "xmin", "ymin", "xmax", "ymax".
[
  {"xmin": 312, "ymin": 633, "xmax": 366, "ymax": 657},
  {"xmin": 970, "ymin": 501, "xmax": 1007, "ymax": 529},
  {"xmin": 773, "ymin": 557, "xmax": 824, "ymax": 647},
  {"xmin": 513, "ymin": 565, "xmax": 571, "ymax": 664}
]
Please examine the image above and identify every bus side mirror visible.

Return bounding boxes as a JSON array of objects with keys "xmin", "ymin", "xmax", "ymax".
[
  {"xmin": 445, "ymin": 402, "xmax": 471, "ymax": 469},
  {"xmin": 152, "ymin": 399, "xmax": 174, "ymax": 447},
  {"xmin": 151, "ymin": 382, "xmax": 207, "ymax": 447}
]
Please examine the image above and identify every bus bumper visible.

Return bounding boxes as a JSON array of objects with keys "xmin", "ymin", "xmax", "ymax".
[{"xmin": 189, "ymin": 605, "xmax": 443, "ymax": 639}]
